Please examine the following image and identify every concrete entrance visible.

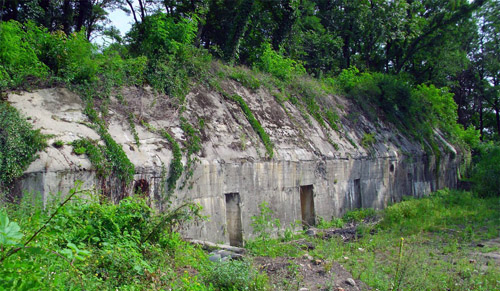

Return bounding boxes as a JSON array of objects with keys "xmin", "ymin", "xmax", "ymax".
[
  {"xmin": 300, "ymin": 185, "xmax": 315, "ymax": 228},
  {"xmin": 225, "ymin": 193, "xmax": 243, "ymax": 246}
]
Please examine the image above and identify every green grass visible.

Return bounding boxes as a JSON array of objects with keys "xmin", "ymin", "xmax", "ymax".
[{"xmin": 310, "ymin": 189, "xmax": 500, "ymax": 290}]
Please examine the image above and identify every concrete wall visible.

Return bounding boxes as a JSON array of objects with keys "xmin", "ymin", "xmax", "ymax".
[{"xmin": 8, "ymin": 87, "xmax": 461, "ymax": 245}]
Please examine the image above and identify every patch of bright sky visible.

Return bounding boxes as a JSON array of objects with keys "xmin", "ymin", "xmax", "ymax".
[{"xmin": 93, "ymin": 2, "xmax": 134, "ymax": 46}]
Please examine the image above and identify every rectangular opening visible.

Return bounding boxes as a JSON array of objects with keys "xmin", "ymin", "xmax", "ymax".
[
  {"xmin": 408, "ymin": 173, "xmax": 414, "ymax": 196},
  {"xmin": 225, "ymin": 193, "xmax": 243, "ymax": 247},
  {"xmin": 353, "ymin": 179, "xmax": 362, "ymax": 209},
  {"xmin": 300, "ymin": 185, "xmax": 315, "ymax": 228}
]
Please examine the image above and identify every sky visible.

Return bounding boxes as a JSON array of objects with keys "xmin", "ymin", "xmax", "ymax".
[
  {"xmin": 108, "ymin": 8, "xmax": 133, "ymax": 36},
  {"xmin": 93, "ymin": 2, "xmax": 135, "ymax": 45}
]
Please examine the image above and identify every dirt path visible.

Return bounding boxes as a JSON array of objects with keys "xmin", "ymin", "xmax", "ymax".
[
  {"xmin": 471, "ymin": 237, "xmax": 500, "ymax": 271},
  {"xmin": 254, "ymin": 256, "xmax": 369, "ymax": 291}
]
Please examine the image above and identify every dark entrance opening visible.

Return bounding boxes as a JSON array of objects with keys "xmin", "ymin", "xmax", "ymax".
[
  {"xmin": 300, "ymin": 185, "xmax": 315, "ymax": 228},
  {"xmin": 225, "ymin": 193, "xmax": 243, "ymax": 247},
  {"xmin": 353, "ymin": 179, "xmax": 362, "ymax": 209},
  {"xmin": 408, "ymin": 173, "xmax": 414, "ymax": 196},
  {"xmin": 134, "ymin": 179, "xmax": 149, "ymax": 196}
]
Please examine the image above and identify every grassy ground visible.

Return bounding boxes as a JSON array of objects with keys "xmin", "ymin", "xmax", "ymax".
[
  {"xmin": 247, "ymin": 189, "xmax": 500, "ymax": 290},
  {"xmin": 332, "ymin": 189, "xmax": 500, "ymax": 290}
]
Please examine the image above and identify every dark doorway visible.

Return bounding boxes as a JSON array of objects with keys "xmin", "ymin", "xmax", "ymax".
[
  {"xmin": 353, "ymin": 179, "xmax": 362, "ymax": 209},
  {"xmin": 300, "ymin": 185, "xmax": 315, "ymax": 228},
  {"xmin": 134, "ymin": 179, "xmax": 149, "ymax": 196},
  {"xmin": 225, "ymin": 193, "xmax": 243, "ymax": 247},
  {"xmin": 408, "ymin": 173, "xmax": 414, "ymax": 196}
]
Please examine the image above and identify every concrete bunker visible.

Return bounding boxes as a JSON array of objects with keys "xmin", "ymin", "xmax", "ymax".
[
  {"xmin": 225, "ymin": 193, "xmax": 243, "ymax": 246},
  {"xmin": 300, "ymin": 185, "xmax": 315, "ymax": 228}
]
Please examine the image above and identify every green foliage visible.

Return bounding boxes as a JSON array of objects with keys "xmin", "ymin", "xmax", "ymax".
[
  {"xmin": 127, "ymin": 13, "xmax": 211, "ymax": 101},
  {"xmin": 83, "ymin": 106, "xmax": 135, "ymax": 184},
  {"xmin": 128, "ymin": 13, "xmax": 198, "ymax": 57},
  {"xmin": 324, "ymin": 109, "xmax": 340, "ymax": 131},
  {"xmin": 471, "ymin": 143, "xmax": 500, "ymax": 197},
  {"xmin": 160, "ymin": 129, "xmax": 183, "ymax": 198},
  {"xmin": 227, "ymin": 94, "xmax": 274, "ymax": 158},
  {"xmin": 316, "ymin": 216, "xmax": 344, "ymax": 229},
  {"xmin": 127, "ymin": 113, "xmax": 140, "ymax": 147},
  {"xmin": 203, "ymin": 260, "xmax": 268, "ymax": 291},
  {"xmin": 96, "ymin": 52, "xmax": 148, "ymax": 88},
  {"xmin": 247, "ymin": 203, "xmax": 304, "ymax": 257},
  {"xmin": 52, "ymin": 140, "xmax": 64, "ymax": 148},
  {"xmin": 361, "ymin": 133, "xmax": 375, "ymax": 149},
  {"xmin": 0, "ymin": 188, "xmax": 207, "ymax": 289},
  {"xmin": 71, "ymin": 139, "xmax": 111, "ymax": 178},
  {"xmin": 253, "ymin": 43, "xmax": 305, "ymax": 81},
  {"xmin": 291, "ymin": 78, "xmax": 327, "ymax": 128},
  {"xmin": 0, "ymin": 21, "xmax": 48, "ymax": 89},
  {"xmin": 342, "ymin": 208, "xmax": 377, "ymax": 223},
  {"xmin": 229, "ymin": 67, "xmax": 261, "ymax": 91},
  {"xmin": 312, "ymin": 189, "xmax": 500, "ymax": 290},
  {"xmin": 0, "ymin": 210, "xmax": 23, "ymax": 248},
  {"xmin": 0, "ymin": 102, "xmax": 46, "ymax": 189},
  {"xmin": 250, "ymin": 202, "xmax": 281, "ymax": 242}
]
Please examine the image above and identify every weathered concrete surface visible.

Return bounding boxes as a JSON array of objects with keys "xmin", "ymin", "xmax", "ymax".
[{"xmin": 8, "ymin": 82, "xmax": 461, "ymax": 244}]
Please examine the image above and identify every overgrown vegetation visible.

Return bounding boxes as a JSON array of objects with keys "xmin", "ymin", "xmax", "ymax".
[
  {"xmin": 226, "ymin": 94, "xmax": 274, "ymax": 158},
  {"xmin": 0, "ymin": 102, "xmax": 46, "ymax": 190},
  {"xmin": 0, "ymin": 184, "xmax": 277, "ymax": 290},
  {"xmin": 242, "ymin": 189, "xmax": 500, "ymax": 290}
]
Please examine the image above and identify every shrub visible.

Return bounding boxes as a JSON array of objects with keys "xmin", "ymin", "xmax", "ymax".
[
  {"xmin": 203, "ymin": 260, "xmax": 268, "ymax": 291},
  {"xmin": 253, "ymin": 43, "xmax": 305, "ymax": 81},
  {"xmin": 0, "ymin": 102, "xmax": 46, "ymax": 189},
  {"xmin": 471, "ymin": 142, "xmax": 500, "ymax": 197},
  {"xmin": 127, "ymin": 13, "xmax": 198, "ymax": 57},
  {"xmin": 27, "ymin": 25, "xmax": 97, "ymax": 84},
  {"xmin": 361, "ymin": 133, "xmax": 375, "ymax": 149},
  {"xmin": 342, "ymin": 208, "xmax": 377, "ymax": 223},
  {"xmin": 0, "ymin": 21, "xmax": 49, "ymax": 89},
  {"xmin": 316, "ymin": 216, "xmax": 344, "ymax": 229}
]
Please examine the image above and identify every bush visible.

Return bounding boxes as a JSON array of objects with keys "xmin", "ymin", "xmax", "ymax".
[
  {"xmin": 0, "ymin": 102, "xmax": 46, "ymax": 189},
  {"xmin": 0, "ymin": 21, "xmax": 49, "ymax": 89},
  {"xmin": 127, "ymin": 13, "xmax": 198, "ymax": 57},
  {"xmin": 203, "ymin": 260, "xmax": 268, "ymax": 290},
  {"xmin": 342, "ymin": 208, "xmax": 377, "ymax": 223},
  {"xmin": 253, "ymin": 43, "xmax": 305, "ymax": 81},
  {"xmin": 471, "ymin": 143, "xmax": 500, "ymax": 197},
  {"xmin": 0, "ymin": 189, "xmax": 205, "ymax": 289}
]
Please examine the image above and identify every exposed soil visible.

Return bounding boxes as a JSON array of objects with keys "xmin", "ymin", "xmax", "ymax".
[
  {"xmin": 254, "ymin": 256, "xmax": 369, "ymax": 291},
  {"xmin": 471, "ymin": 237, "xmax": 500, "ymax": 271}
]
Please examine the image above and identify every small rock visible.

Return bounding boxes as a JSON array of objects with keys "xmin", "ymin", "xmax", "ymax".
[
  {"xmin": 343, "ymin": 256, "xmax": 349, "ymax": 260},
  {"xmin": 305, "ymin": 229, "xmax": 316, "ymax": 236},
  {"xmin": 358, "ymin": 247, "xmax": 365, "ymax": 252},
  {"xmin": 345, "ymin": 278, "xmax": 356, "ymax": 286},
  {"xmin": 217, "ymin": 250, "xmax": 233, "ymax": 258},
  {"xmin": 208, "ymin": 254, "xmax": 221, "ymax": 262}
]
